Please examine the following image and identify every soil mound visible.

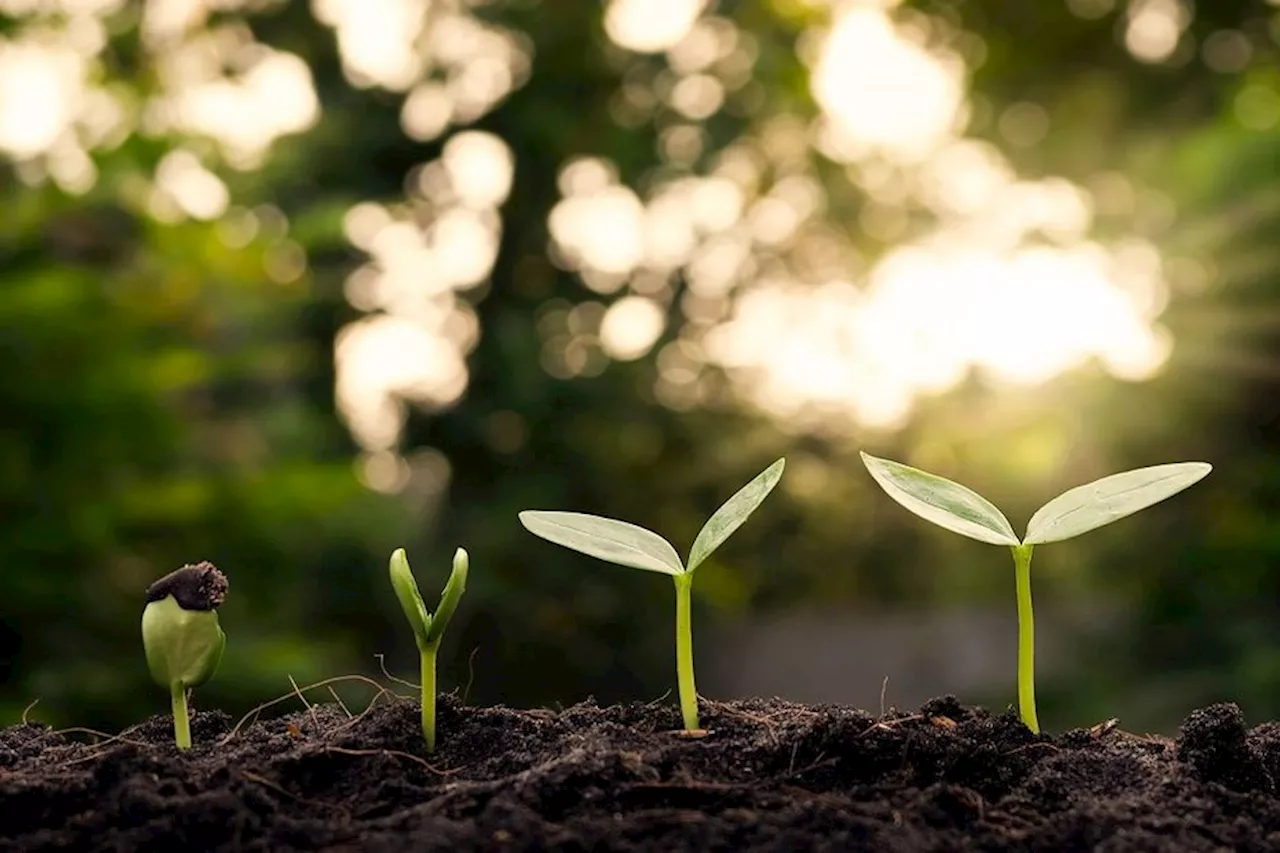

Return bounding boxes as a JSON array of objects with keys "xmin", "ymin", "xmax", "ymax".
[{"xmin": 3, "ymin": 696, "xmax": 1279, "ymax": 851}]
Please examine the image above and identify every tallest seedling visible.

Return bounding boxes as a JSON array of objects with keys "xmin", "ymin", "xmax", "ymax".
[
  {"xmin": 860, "ymin": 452, "xmax": 1211, "ymax": 733},
  {"xmin": 520, "ymin": 458, "xmax": 785, "ymax": 731}
]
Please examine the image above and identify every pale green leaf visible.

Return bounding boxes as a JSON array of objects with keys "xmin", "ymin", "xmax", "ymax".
[
  {"xmin": 519, "ymin": 511, "xmax": 685, "ymax": 575},
  {"xmin": 860, "ymin": 452, "xmax": 1019, "ymax": 546},
  {"xmin": 687, "ymin": 458, "xmax": 785, "ymax": 572},
  {"xmin": 423, "ymin": 547, "xmax": 469, "ymax": 645},
  {"xmin": 389, "ymin": 548, "xmax": 432, "ymax": 649},
  {"xmin": 1024, "ymin": 462, "xmax": 1212, "ymax": 545},
  {"xmin": 141, "ymin": 596, "xmax": 225, "ymax": 689}
]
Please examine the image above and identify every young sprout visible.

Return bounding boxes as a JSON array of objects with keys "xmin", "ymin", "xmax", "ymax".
[
  {"xmin": 389, "ymin": 547, "xmax": 468, "ymax": 752},
  {"xmin": 142, "ymin": 562, "xmax": 227, "ymax": 750},
  {"xmin": 519, "ymin": 458, "xmax": 785, "ymax": 732},
  {"xmin": 861, "ymin": 452, "xmax": 1211, "ymax": 733}
]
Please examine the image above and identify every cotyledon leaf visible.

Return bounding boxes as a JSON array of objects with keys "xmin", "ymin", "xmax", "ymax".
[
  {"xmin": 1023, "ymin": 462, "xmax": 1212, "ymax": 545},
  {"xmin": 389, "ymin": 548, "xmax": 432, "ymax": 647},
  {"xmin": 518, "ymin": 511, "xmax": 685, "ymax": 575},
  {"xmin": 687, "ymin": 458, "xmax": 785, "ymax": 572},
  {"xmin": 861, "ymin": 452, "xmax": 1019, "ymax": 546}
]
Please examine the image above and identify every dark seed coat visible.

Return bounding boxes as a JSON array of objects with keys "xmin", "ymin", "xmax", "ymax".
[{"xmin": 144, "ymin": 562, "xmax": 228, "ymax": 611}]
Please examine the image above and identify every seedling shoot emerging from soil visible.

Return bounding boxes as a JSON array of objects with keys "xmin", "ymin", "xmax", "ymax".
[
  {"xmin": 860, "ymin": 452, "xmax": 1211, "ymax": 734},
  {"xmin": 142, "ymin": 562, "xmax": 228, "ymax": 750},
  {"xmin": 389, "ymin": 547, "xmax": 469, "ymax": 753},
  {"xmin": 519, "ymin": 458, "xmax": 785, "ymax": 731}
]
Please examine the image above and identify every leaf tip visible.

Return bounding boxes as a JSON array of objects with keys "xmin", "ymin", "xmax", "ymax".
[{"xmin": 859, "ymin": 450, "xmax": 888, "ymax": 472}]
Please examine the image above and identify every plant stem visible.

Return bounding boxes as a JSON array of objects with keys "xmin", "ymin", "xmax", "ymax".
[
  {"xmin": 170, "ymin": 682, "xmax": 191, "ymax": 750},
  {"xmin": 673, "ymin": 573, "xmax": 700, "ymax": 731},
  {"xmin": 1011, "ymin": 544, "xmax": 1039, "ymax": 734},
  {"xmin": 420, "ymin": 643, "xmax": 438, "ymax": 752}
]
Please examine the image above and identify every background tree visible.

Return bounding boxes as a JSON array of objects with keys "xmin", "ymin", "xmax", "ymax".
[{"xmin": 1, "ymin": 0, "xmax": 1277, "ymax": 732}]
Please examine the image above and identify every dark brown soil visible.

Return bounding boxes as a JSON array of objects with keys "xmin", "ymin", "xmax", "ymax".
[{"xmin": 4, "ymin": 693, "xmax": 1280, "ymax": 851}]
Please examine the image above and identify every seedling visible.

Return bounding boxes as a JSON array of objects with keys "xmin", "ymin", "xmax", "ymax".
[
  {"xmin": 860, "ymin": 452, "xmax": 1211, "ymax": 733},
  {"xmin": 389, "ymin": 547, "xmax": 468, "ymax": 752},
  {"xmin": 142, "ymin": 562, "xmax": 228, "ymax": 750},
  {"xmin": 519, "ymin": 458, "xmax": 785, "ymax": 732}
]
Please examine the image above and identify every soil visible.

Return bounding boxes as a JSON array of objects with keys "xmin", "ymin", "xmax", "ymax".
[{"xmin": 4, "ymin": 693, "xmax": 1280, "ymax": 852}]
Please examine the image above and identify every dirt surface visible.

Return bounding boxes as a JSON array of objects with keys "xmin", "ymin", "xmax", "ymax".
[{"xmin": 4, "ymin": 693, "xmax": 1280, "ymax": 851}]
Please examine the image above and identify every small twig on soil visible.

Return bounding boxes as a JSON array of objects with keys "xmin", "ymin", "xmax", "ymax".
[
  {"xmin": 328, "ymin": 687, "xmax": 353, "ymax": 719},
  {"xmin": 1083, "ymin": 716, "xmax": 1171, "ymax": 747},
  {"xmin": 323, "ymin": 746, "xmax": 461, "ymax": 775},
  {"xmin": 219, "ymin": 674, "xmax": 398, "ymax": 746},
  {"xmin": 781, "ymin": 754, "xmax": 837, "ymax": 780},
  {"xmin": 670, "ymin": 728, "xmax": 710, "ymax": 739},
  {"xmin": 1089, "ymin": 717, "xmax": 1120, "ymax": 738},
  {"xmin": 704, "ymin": 699, "xmax": 820, "ymax": 731},
  {"xmin": 1004, "ymin": 742, "xmax": 1060, "ymax": 756},
  {"xmin": 1116, "ymin": 728, "xmax": 1175, "ymax": 748},
  {"xmin": 20, "ymin": 697, "xmax": 39, "ymax": 725},
  {"xmin": 327, "ymin": 685, "xmax": 399, "ymax": 737},
  {"xmin": 702, "ymin": 701, "xmax": 814, "ymax": 747},
  {"xmin": 289, "ymin": 674, "xmax": 320, "ymax": 734},
  {"xmin": 880, "ymin": 675, "xmax": 890, "ymax": 718},
  {"xmin": 462, "ymin": 645, "xmax": 480, "ymax": 705},
  {"xmin": 53, "ymin": 726, "xmax": 149, "ymax": 746},
  {"xmin": 856, "ymin": 714, "xmax": 925, "ymax": 738},
  {"xmin": 622, "ymin": 780, "xmax": 740, "ymax": 792},
  {"xmin": 644, "ymin": 689, "xmax": 674, "ymax": 708},
  {"xmin": 238, "ymin": 770, "xmax": 344, "ymax": 813},
  {"xmin": 375, "ymin": 653, "xmax": 421, "ymax": 690},
  {"xmin": 51, "ymin": 726, "xmax": 154, "ymax": 765}
]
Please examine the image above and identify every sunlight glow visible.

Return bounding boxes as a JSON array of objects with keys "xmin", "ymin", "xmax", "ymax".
[
  {"xmin": 605, "ymin": 0, "xmax": 707, "ymax": 53},
  {"xmin": 337, "ymin": 314, "xmax": 470, "ymax": 450},
  {"xmin": 0, "ymin": 40, "xmax": 83, "ymax": 159},
  {"xmin": 159, "ymin": 47, "xmax": 320, "ymax": 168},
  {"xmin": 703, "ymin": 239, "xmax": 1169, "ymax": 428},
  {"xmin": 336, "ymin": 132, "xmax": 515, "ymax": 452},
  {"xmin": 311, "ymin": 0, "xmax": 428, "ymax": 90},
  {"xmin": 550, "ymin": 181, "xmax": 648, "ymax": 278},
  {"xmin": 443, "ymin": 131, "xmax": 515, "ymax": 210},
  {"xmin": 0, "ymin": 0, "xmax": 318, "ymax": 191},
  {"xmin": 312, "ymin": 0, "xmax": 530, "ymax": 143},
  {"xmin": 152, "ymin": 149, "xmax": 230, "ymax": 221},
  {"xmin": 1124, "ymin": 0, "xmax": 1188, "ymax": 64},
  {"xmin": 540, "ymin": 0, "xmax": 1180, "ymax": 431},
  {"xmin": 812, "ymin": 7, "xmax": 964, "ymax": 162},
  {"xmin": 600, "ymin": 296, "xmax": 667, "ymax": 361},
  {"xmin": 326, "ymin": 1, "xmax": 531, "ymax": 454}
]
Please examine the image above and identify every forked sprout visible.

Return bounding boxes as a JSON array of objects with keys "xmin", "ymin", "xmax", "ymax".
[{"xmin": 389, "ymin": 547, "xmax": 468, "ymax": 752}]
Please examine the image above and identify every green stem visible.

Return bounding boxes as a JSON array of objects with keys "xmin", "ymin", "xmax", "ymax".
[
  {"xmin": 421, "ymin": 643, "xmax": 438, "ymax": 752},
  {"xmin": 1012, "ymin": 544, "xmax": 1039, "ymax": 734},
  {"xmin": 171, "ymin": 682, "xmax": 191, "ymax": 750},
  {"xmin": 673, "ymin": 573, "xmax": 700, "ymax": 731}
]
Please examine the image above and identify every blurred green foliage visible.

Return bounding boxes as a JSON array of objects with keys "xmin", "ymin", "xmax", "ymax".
[{"xmin": 1, "ymin": 0, "xmax": 1279, "ymax": 733}]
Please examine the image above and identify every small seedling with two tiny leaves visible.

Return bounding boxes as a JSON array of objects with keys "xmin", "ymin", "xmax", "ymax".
[
  {"xmin": 389, "ymin": 547, "xmax": 468, "ymax": 752},
  {"xmin": 141, "ymin": 562, "xmax": 227, "ymax": 750},
  {"xmin": 860, "ymin": 452, "xmax": 1211, "ymax": 733},
  {"xmin": 519, "ymin": 458, "xmax": 785, "ymax": 732}
]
